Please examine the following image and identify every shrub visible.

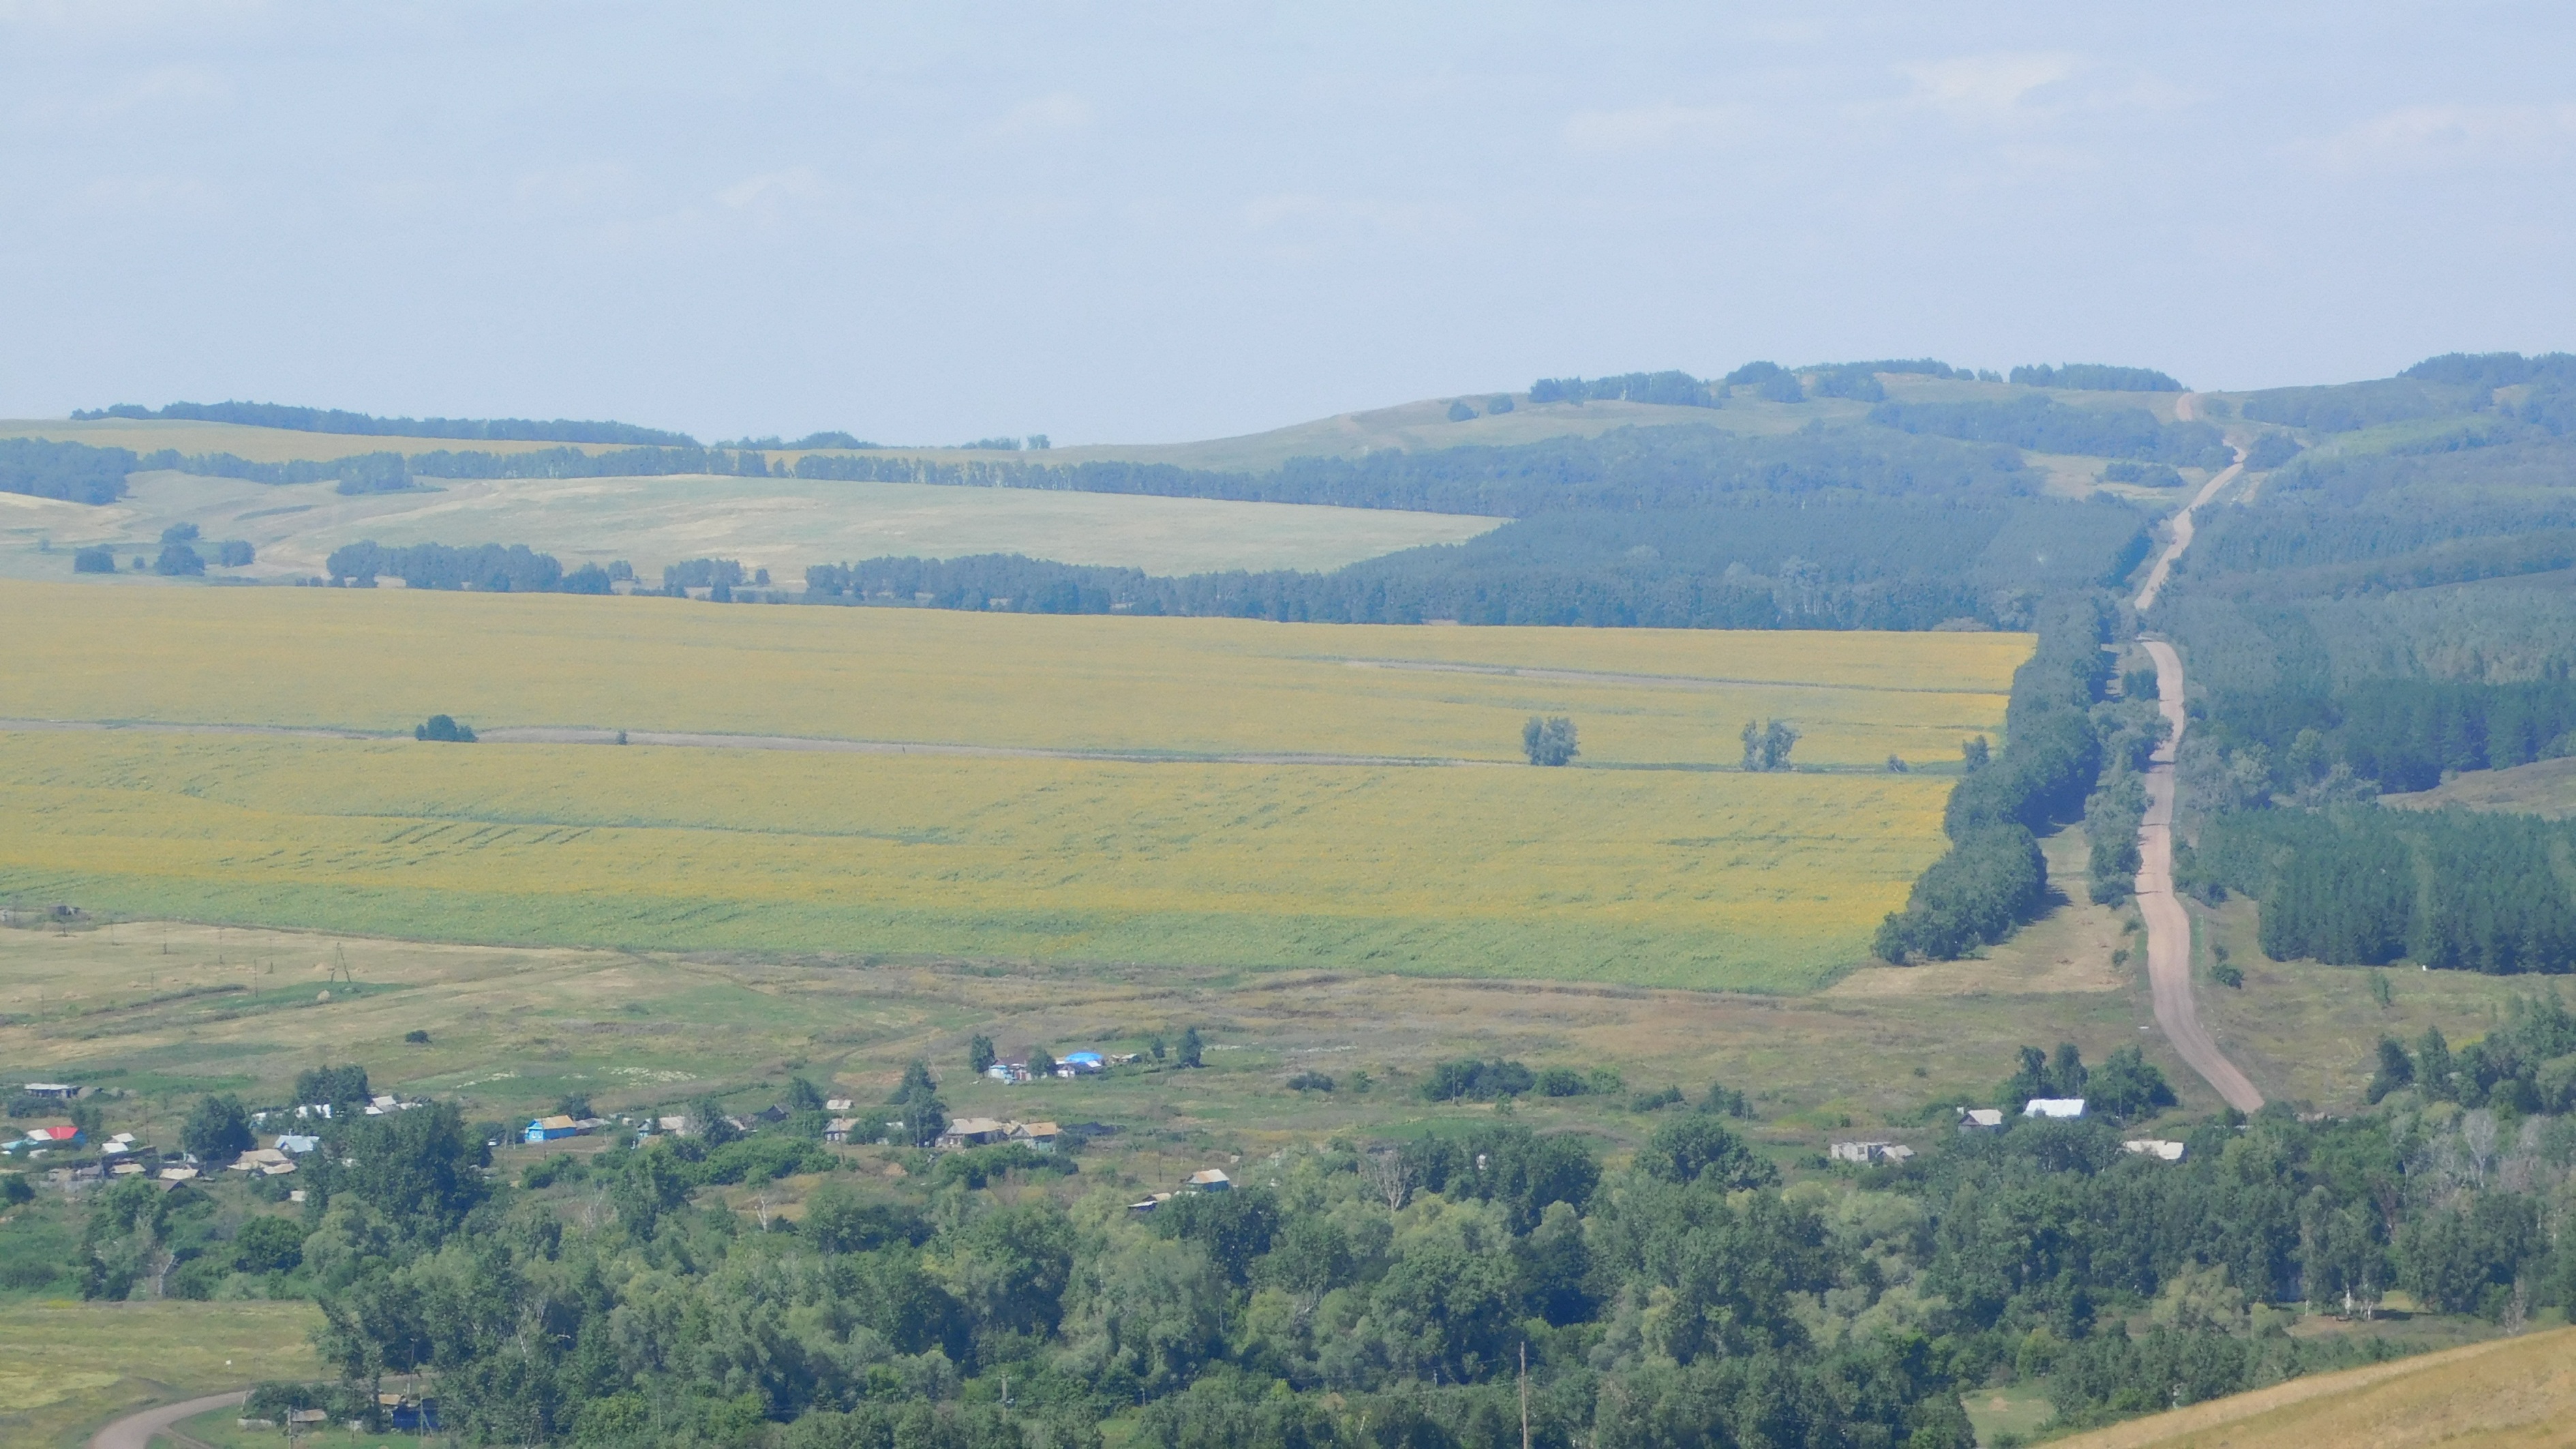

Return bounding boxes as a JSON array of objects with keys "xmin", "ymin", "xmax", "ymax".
[
  {"xmin": 1422, "ymin": 1058, "xmax": 1535, "ymax": 1101},
  {"xmin": 1286, "ymin": 1071, "xmax": 1335, "ymax": 1092},
  {"xmin": 71, "ymin": 546, "xmax": 115, "ymax": 573},
  {"xmin": 414, "ymin": 714, "xmax": 476, "ymax": 743},
  {"xmin": 1635, "ymin": 1114, "xmax": 1778, "ymax": 1188}
]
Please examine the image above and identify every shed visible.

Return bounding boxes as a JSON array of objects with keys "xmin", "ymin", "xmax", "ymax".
[
  {"xmin": 1186, "ymin": 1168, "xmax": 1232, "ymax": 1192},
  {"xmin": 2022, "ymin": 1099, "xmax": 2087, "ymax": 1120},
  {"xmin": 1957, "ymin": 1108, "xmax": 2005, "ymax": 1132},
  {"xmin": 19, "ymin": 1083, "xmax": 80, "ymax": 1100},
  {"xmin": 2122, "ymin": 1138, "xmax": 2187, "ymax": 1161},
  {"xmin": 1061, "ymin": 1052, "xmax": 1106, "ymax": 1075}
]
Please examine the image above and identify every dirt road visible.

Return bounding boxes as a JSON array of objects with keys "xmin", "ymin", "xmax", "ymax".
[
  {"xmin": 89, "ymin": 1390, "xmax": 240, "ymax": 1449},
  {"xmin": 2129, "ymin": 436, "xmax": 2265, "ymax": 1111}
]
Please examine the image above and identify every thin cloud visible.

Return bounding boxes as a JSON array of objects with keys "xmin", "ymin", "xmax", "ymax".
[
  {"xmin": 717, "ymin": 165, "xmax": 830, "ymax": 211},
  {"xmin": 1561, "ymin": 102, "xmax": 1748, "ymax": 154},
  {"xmin": 1901, "ymin": 52, "xmax": 2080, "ymax": 119},
  {"xmin": 2301, "ymin": 102, "xmax": 2576, "ymax": 172},
  {"xmin": 984, "ymin": 91, "xmax": 1093, "ymax": 138}
]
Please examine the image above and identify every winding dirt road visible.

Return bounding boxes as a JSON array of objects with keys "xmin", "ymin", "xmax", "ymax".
[
  {"xmin": 2130, "ymin": 434, "xmax": 2264, "ymax": 1111},
  {"xmin": 89, "ymin": 1390, "xmax": 240, "ymax": 1449}
]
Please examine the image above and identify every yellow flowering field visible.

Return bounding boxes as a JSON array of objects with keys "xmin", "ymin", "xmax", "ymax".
[
  {"xmin": 0, "ymin": 581, "xmax": 2022, "ymax": 768},
  {"xmin": 0, "ymin": 730, "xmax": 1958, "ymax": 991}
]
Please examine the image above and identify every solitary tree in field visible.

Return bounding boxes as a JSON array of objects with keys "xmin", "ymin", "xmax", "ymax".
[
  {"xmin": 1178, "ymin": 1026, "xmax": 1204, "ymax": 1069},
  {"xmin": 1741, "ymin": 719, "xmax": 1798, "ymax": 771},
  {"xmin": 969, "ymin": 1033, "xmax": 997, "ymax": 1076},
  {"xmin": 1761, "ymin": 721, "xmax": 1799, "ymax": 771},
  {"xmin": 1523, "ymin": 716, "xmax": 1578, "ymax": 766}
]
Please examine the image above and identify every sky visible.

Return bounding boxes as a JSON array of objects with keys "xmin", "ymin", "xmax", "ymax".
[{"xmin": 3, "ymin": 2, "xmax": 2571, "ymax": 445}]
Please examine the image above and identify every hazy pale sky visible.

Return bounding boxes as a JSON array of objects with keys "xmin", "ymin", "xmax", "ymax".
[{"xmin": 3, "ymin": 3, "xmax": 2570, "ymax": 445}]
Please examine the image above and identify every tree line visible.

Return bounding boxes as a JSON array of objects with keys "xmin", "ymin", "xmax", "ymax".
[
  {"xmin": 326, "ymin": 540, "xmax": 610, "ymax": 594},
  {"xmin": 1877, "ymin": 597, "xmax": 2116, "ymax": 961},
  {"xmin": 80, "ymin": 1034, "xmax": 2573, "ymax": 1447},
  {"xmin": 1868, "ymin": 396, "xmax": 2233, "ymax": 469},
  {"xmin": 2006, "ymin": 363, "xmax": 2185, "ymax": 393},
  {"xmin": 2187, "ymin": 805, "xmax": 2576, "ymax": 974},
  {"xmin": 73, "ymin": 400, "xmax": 695, "ymax": 446}
]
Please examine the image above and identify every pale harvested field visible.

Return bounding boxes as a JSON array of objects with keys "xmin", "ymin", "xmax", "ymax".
[
  {"xmin": 0, "ymin": 468, "xmax": 1504, "ymax": 584},
  {"xmin": 2052, "ymin": 1325, "xmax": 2576, "ymax": 1449}
]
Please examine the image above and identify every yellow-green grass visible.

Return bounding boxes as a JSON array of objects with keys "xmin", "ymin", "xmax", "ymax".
[
  {"xmin": 0, "ymin": 912, "xmax": 2181, "ymax": 1165},
  {"xmin": 2187, "ymin": 891, "xmax": 2564, "ymax": 1109},
  {"xmin": 2382, "ymin": 756, "xmax": 2576, "ymax": 818},
  {"xmin": 0, "ymin": 580, "xmax": 2023, "ymax": 769},
  {"xmin": 0, "ymin": 730, "xmax": 1952, "ymax": 989},
  {"xmin": 2050, "ymin": 1324, "xmax": 2576, "ymax": 1449},
  {"xmin": 0, "ymin": 1298, "xmax": 320, "ymax": 1448},
  {"xmin": 0, "ymin": 468, "xmax": 1506, "ymax": 586}
]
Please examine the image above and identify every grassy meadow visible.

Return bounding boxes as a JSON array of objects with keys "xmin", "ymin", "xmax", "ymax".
[{"xmin": 0, "ymin": 1298, "xmax": 320, "ymax": 1448}]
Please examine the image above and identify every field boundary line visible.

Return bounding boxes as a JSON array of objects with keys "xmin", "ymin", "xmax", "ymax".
[{"xmin": 1336, "ymin": 657, "xmax": 2012, "ymax": 695}]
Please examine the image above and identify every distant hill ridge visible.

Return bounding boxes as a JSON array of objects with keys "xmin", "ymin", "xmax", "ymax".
[{"xmin": 72, "ymin": 400, "xmax": 696, "ymax": 447}]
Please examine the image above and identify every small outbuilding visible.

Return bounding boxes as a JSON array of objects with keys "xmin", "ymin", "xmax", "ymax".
[
  {"xmin": 2022, "ymin": 1099, "xmax": 2087, "ymax": 1120},
  {"xmin": 1186, "ymin": 1168, "xmax": 1232, "ymax": 1192},
  {"xmin": 1956, "ymin": 1107, "xmax": 2005, "ymax": 1132},
  {"xmin": 2122, "ymin": 1138, "xmax": 2187, "ymax": 1161}
]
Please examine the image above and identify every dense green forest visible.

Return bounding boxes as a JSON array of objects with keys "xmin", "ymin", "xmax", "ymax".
[
  {"xmin": 74, "ymin": 400, "xmax": 697, "ymax": 446},
  {"xmin": 2149, "ymin": 353, "xmax": 2576, "ymax": 973},
  {"xmin": 0, "ymin": 436, "xmax": 140, "ymax": 503},
  {"xmin": 52, "ymin": 1033, "xmax": 2573, "ymax": 1448},
  {"xmin": 2005, "ymin": 364, "xmax": 2184, "ymax": 393},
  {"xmin": 1867, "ymin": 398, "xmax": 2231, "ymax": 468},
  {"xmin": 806, "ymin": 497, "xmax": 2147, "ymax": 631}
]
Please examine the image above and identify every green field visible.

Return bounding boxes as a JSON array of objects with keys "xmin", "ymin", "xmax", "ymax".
[{"xmin": 0, "ymin": 582, "xmax": 2027, "ymax": 991}]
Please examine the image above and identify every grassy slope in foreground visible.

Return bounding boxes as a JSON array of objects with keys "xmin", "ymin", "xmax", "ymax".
[
  {"xmin": 0, "ymin": 1299, "xmax": 320, "ymax": 1449},
  {"xmin": 2050, "ymin": 1324, "xmax": 2576, "ymax": 1449}
]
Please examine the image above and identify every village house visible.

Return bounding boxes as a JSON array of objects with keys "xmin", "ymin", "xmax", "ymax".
[
  {"xmin": 1828, "ymin": 1141, "xmax": 1915, "ymax": 1165},
  {"xmin": 2122, "ymin": 1138, "xmax": 2187, "ymax": 1161},
  {"xmin": 1956, "ymin": 1107, "xmax": 2005, "ymax": 1132},
  {"xmin": 2022, "ymin": 1098, "xmax": 2087, "ymax": 1120},
  {"xmin": 823, "ymin": 1117, "xmax": 860, "ymax": 1144},
  {"xmin": 937, "ymin": 1117, "xmax": 1013, "ymax": 1149},
  {"xmin": 1009, "ymin": 1122, "xmax": 1060, "ymax": 1154}
]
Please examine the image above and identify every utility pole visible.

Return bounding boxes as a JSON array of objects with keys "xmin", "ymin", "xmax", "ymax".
[{"xmin": 1520, "ymin": 1342, "xmax": 1530, "ymax": 1449}]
